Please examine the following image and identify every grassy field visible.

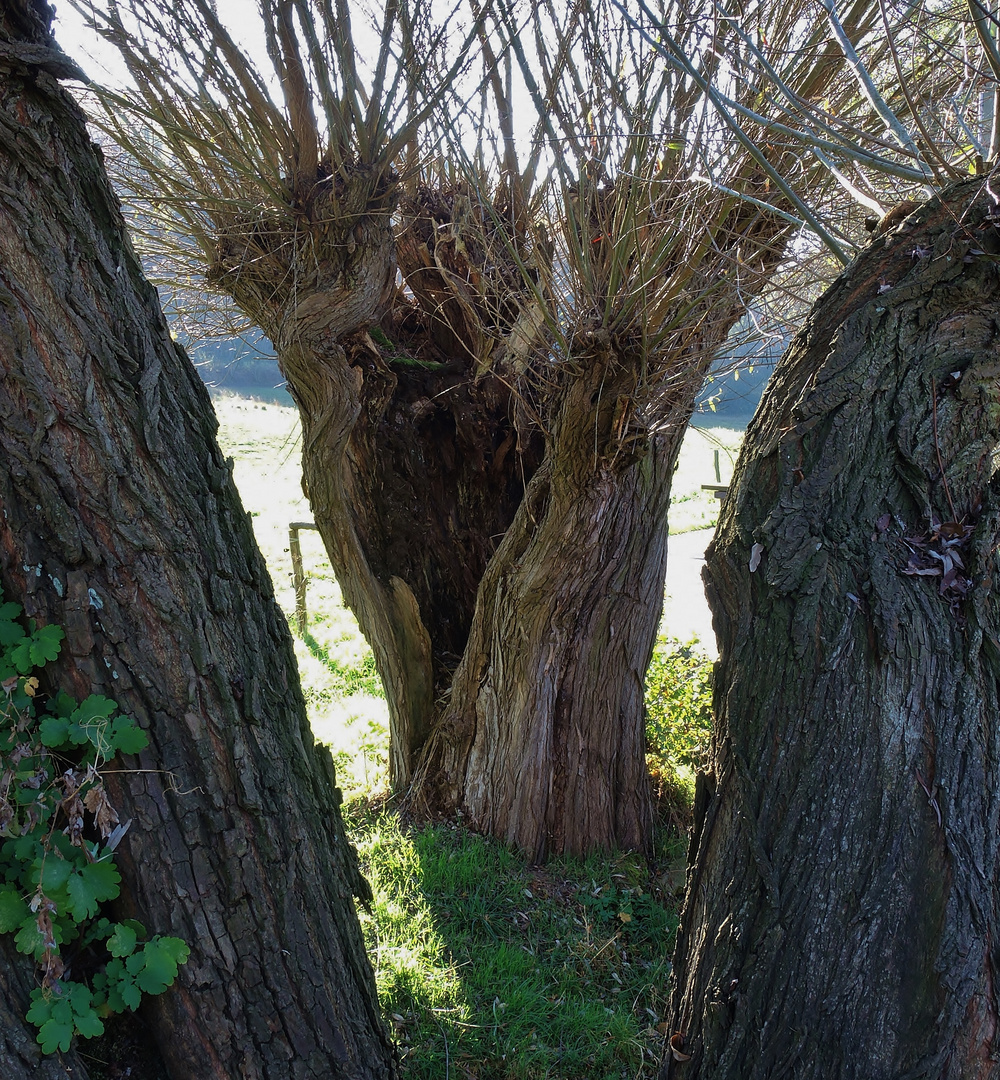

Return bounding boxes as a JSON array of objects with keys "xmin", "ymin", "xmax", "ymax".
[{"xmin": 212, "ymin": 391, "xmax": 728, "ymax": 1079}]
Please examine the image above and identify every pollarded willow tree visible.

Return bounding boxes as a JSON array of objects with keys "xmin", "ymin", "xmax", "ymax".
[{"xmin": 70, "ymin": 0, "xmax": 981, "ymax": 857}]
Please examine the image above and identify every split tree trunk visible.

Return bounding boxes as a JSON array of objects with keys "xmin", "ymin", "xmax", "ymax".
[
  {"xmin": 206, "ymin": 114, "xmax": 796, "ymax": 859},
  {"xmin": 667, "ymin": 177, "xmax": 1000, "ymax": 1078},
  {"xmin": 283, "ymin": 327, "xmax": 540, "ymax": 788},
  {"xmin": 409, "ymin": 334, "xmax": 680, "ymax": 858},
  {"xmin": 214, "ymin": 188, "xmax": 543, "ymax": 791},
  {"xmin": 0, "ymin": 4, "xmax": 394, "ymax": 1077}
]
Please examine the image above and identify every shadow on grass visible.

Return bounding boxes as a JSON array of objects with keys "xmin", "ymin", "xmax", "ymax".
[{"xmin": 349, "ymin": 807, "xmax": 681, "ymax": 1080}]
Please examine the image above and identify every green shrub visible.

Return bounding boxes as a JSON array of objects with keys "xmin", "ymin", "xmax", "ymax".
[{"xmin": 644, "ymin": 637, "xmax": 713, "ymax": 795}]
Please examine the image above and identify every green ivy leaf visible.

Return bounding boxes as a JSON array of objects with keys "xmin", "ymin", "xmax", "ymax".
[
  {"xmin": 0, "ymin": 603, "xmax": 24, "ymax": 647},
  {"xmin": 101, "ymin": 957, "xmax": 132, "ymax": 1013},
  {"xmin": 107, "ymin": 923, "xmax": 137, "ymax": 957},
  {"xmin": 37, "ymin": 1012, "xmax": 74, "ymax": 1054},
  {"xmin": 7, "ymin": 830, "xmax": 45, "ymax": 868},
  {"xmin": 69, "ymin": 696, "xmax": 118, "ymax": 754},
  {"xmin": 27, "ymin": 990, "xmax": 76, "ymax": 1052},
  {"xmin": 37, "ymin": 715, "xmax": 71, "ymax": 748},
  {"xmin": 26, "ymin": 988, "xmax": 54, "ymax": 1027},
  {"xmin": 14, "ymin": 914, "xmax": 66, "ymax": 959},
  {"xmin": 134, "ymin": 936, "xmax": 189, "ymax": 995},
  {"xmin": 72, "ymin": 696, "xmax": 118, "ymax": 723},
  {"xmin": 67, "ymin": 982, "xmax": 103, "ymax": 1039},
  {"xmin": 109, "ymin": 716, "xmax": 148, "ymax": 755},
  {"xmin": 120, "ymin": 978, "xmax": 142, "ymax": 1011},
  {"xmin": 75, "ymin": 1009, "xmax": 104, "ymax": 1039},
  {"xmin": 29, "ymin": 624, "xmax": 64, "ymax": 667},
  {"xmin": 0, "ymin": 886, "xmax": 28, "ymax": 933},
  {"xmin": 39, "ymin": 855, "xmax": 74, "ymax": 895},
  {"xmin": 65, "ymin": 860, "xmax": 120, "ymax": 921},
  {"xmin": 15, "ymin": 917, "xmax": 41, "ymax": 957},
  {"xmin": 8, "ymin": 639, "xmax": 34, "ymax": 675},
  {"xmin": 50, "ymin": 690, "xmax": 77, "ymax": 717}
]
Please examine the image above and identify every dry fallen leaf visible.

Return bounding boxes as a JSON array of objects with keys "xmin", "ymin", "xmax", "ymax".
[
  {"xmin": 83, "ymin": 783, "xmax": 120, "ymax": 839},
  {"xmin": 669, "ymin": 1032, "xmax": 692, "ymax": 1062}
]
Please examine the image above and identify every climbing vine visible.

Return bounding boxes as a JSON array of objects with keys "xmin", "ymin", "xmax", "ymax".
[{"xmin": 0, "ymin": 588, "xmax": 188, "ymax": 1054}]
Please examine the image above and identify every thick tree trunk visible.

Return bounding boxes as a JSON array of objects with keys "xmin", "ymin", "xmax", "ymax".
[
  {"xmin": 667, "ymin": 178, "xmax": 1000, "ymax": 1077},
  {"xmin": 284, "ymin": 328, "xmax": 539, "ymax": 788},
  {"xmin": 0, "ymin": 5, "xmax": 394, "ymax": 1077},
  {"xmin": 206, "ymin": 111, "xmax": 795, "ymax": 856},
  {"xmin": 409, "ymin": 334, "xmax": 682, "ymax": 858},
  {"xmin": 215, "ymin": 186, "xmax": 542, "ymax": 790}
]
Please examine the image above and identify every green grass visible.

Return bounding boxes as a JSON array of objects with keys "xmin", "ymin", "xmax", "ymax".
[
  {"xmin": 348, "ymin": 808, "xmax": 681, "ymax": 1079},
  {"xmin": 212, "ymin": 390, "xmax": 722, "ymax": 1078}
]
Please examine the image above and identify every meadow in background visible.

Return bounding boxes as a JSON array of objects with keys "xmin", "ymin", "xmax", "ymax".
[{"xmin": 213, "ymin": 390, "xmax": 733, "ymax": 1078}]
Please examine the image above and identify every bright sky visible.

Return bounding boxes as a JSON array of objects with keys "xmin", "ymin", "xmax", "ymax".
[{"xmin": 51, "ymin": 2, "xmax": 286, "ymax": 88}]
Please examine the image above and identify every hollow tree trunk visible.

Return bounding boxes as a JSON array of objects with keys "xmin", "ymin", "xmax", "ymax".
[
  {"xmin": 214, "ymin": 187, "xmax": 542, "ymax": 790},
  {"xmin": 209, "ymin": 130, "xmax": 795, "ymax": 856},
  {"xmin": 0, "ymin": 5, "xmax": 394, "ymax": 1077},
  {"xmin": 667, "ymin": 177, "xmax": 1000, "ymax": 1078},
  {"xmin": 282, "ymin": 328, "xmax": 539, "ymax": 788}
]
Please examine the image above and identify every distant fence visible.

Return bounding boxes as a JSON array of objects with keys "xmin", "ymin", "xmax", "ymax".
[{"xmin": 288, "ymin": 521, "xmax": 320, "ymax": 635}]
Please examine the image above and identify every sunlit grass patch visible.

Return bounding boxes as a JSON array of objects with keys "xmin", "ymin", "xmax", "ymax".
[
  {"xmin": 668, "ymin": 425, "xmax": 742, "ymax": 534},
  {"xmin": 347, "ymin": 807, "xmax": 677, "ymax": 1078}
]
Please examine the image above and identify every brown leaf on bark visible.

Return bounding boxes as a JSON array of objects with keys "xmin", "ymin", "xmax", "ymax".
[
  {"xmin": 669, "ymin": 1032, "xmax": 692, "ymax": 1061},
  {"xmin": 82, "ymin": 783, "xmax": 120, "ymax": 839}
]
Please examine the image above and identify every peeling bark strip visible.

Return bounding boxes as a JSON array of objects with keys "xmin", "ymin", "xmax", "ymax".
[
  {"xmin": 0, "ymin": 2, "xmax": 394, "ymax": 1077},
  {"xmin": 668, "ymin": 177, "xmax": 1000, "ymax": 1078}
]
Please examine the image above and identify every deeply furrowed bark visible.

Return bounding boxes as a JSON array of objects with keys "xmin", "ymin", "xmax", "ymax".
[
  {"xmin": 201, "ymin": 74, "xmax": 798, "ymax": 857},
  {"xmin": 667, "ymin": 177, "xmax": 1000, "ymax": 1078},
  {"xmin": 0, "ymin": 4, "xmax": 394, "ymax": 1077}
]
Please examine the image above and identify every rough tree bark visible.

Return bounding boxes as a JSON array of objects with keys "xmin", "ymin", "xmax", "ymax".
[
  {"xmin": 402, "ymin": 190, "xmax": 796, "ymax": 857},
  {"xmin": 211, "ymin": 183, "xmax": 545, "ymax": 791},
  {"xmin": 409, "ymin": 332, "xmax": 679, "ymax": 859},
  {"xmin": 0, "ymin": 3, "xmax": 395, "ymax": 1077},
  {"xmin": 667, "ymin": 176, "xmax": 1000, "ymax": 1078},
  {"xmin": 81, "ymin": 0, "xmax": 877, "ymax": 861}
]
